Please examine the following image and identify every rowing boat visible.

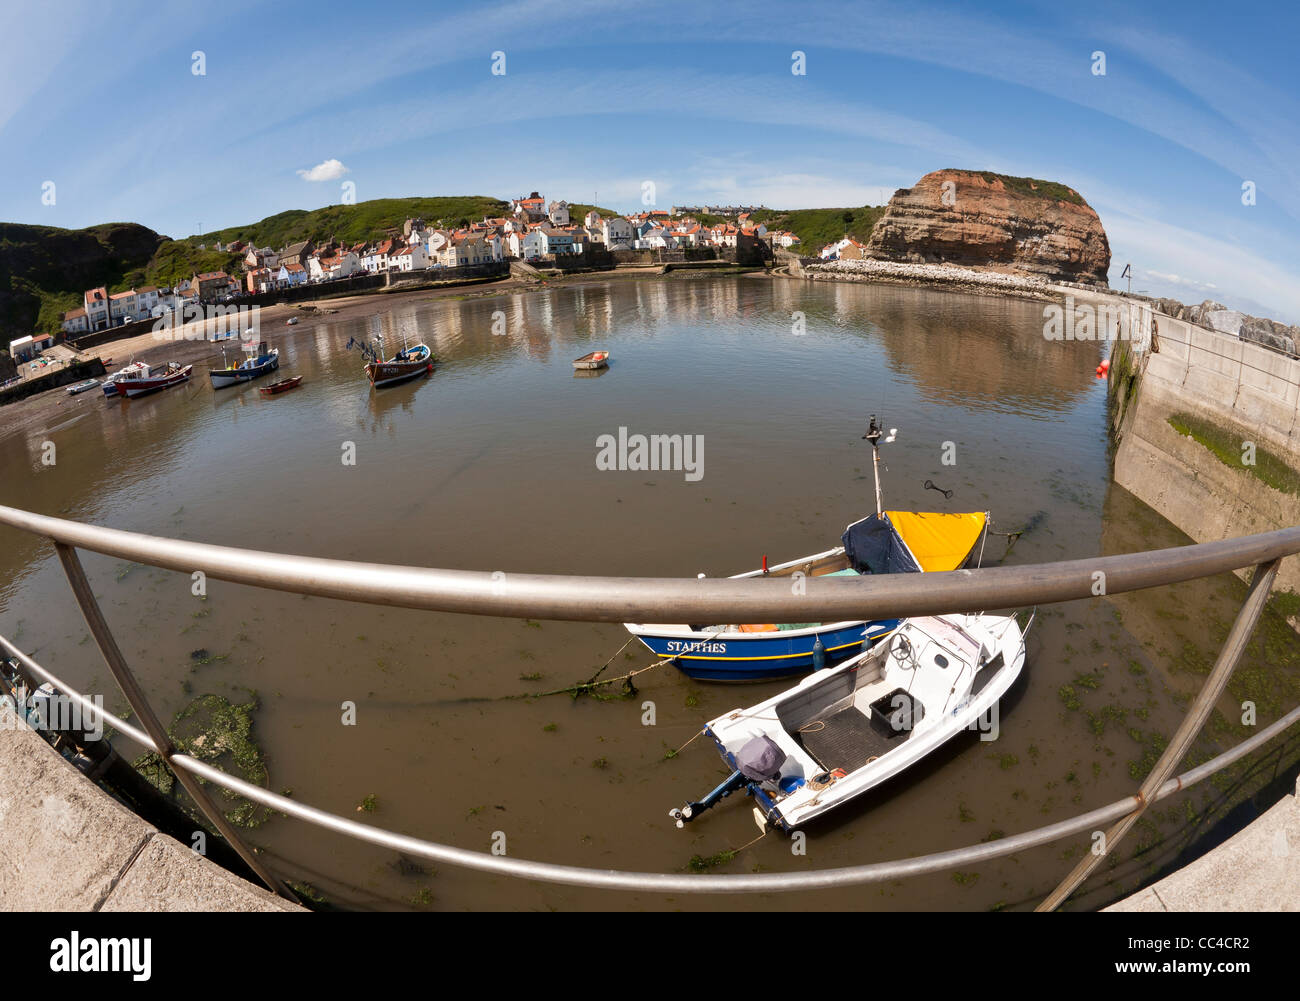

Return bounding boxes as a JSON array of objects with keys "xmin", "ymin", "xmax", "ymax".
[
  {"xmin": 260, "ymin": 376, "xmax": 302, "ymax": 395},
  {"xmin": 573, "ymin": 350, "xmax": 609, "ymax": 370}
]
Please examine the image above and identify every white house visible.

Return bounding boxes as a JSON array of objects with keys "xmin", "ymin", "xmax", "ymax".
[
  {"xmin": 389, "ymin": 245, "xmax": 431, "ymax": 272},
  {"xmin": 108, "ymin": 289, "xmax": 139, "ymax": 324},
  {"xmin": 60, "ymin": 307, "xmax": 89, "ymax": 335},
  {"xmin": 602, "ymin": 217, "xmax": 635, "ymax": 249},
  {"xmin": 83, "ymin": 287, "xmax": 110, "ymax": 331},
  {"xmin": 583, "ymin": 210, "xmax": 602, "ymax": 229},
  {"xmin": 635, "ymin": 228, "xmax": 677, "ymax": 250},
  {"xmin": 547, "ymin": 200, "xmax": 570, "ymax": 226},
  {"xmin": 425, "ymin": 230, "xmax": 451, "ymax": 258},
  {"xmin": 520, "ymin": 229, "xmax": 547, "ymax": 260},
  {"xmin": 361, "ymin": 240, "xmax": 397, "ymax": 273}
]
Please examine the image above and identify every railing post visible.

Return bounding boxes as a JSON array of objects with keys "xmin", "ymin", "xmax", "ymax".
[
  {"xmin": 52, "ymin": 542, "xmax": 297, "ymax": 903},
  {"xmin": 1037, "ymin": 558, "xmax": 1281, "ymax": 912}
]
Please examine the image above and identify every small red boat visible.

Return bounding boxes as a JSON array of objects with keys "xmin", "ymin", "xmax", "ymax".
[{"xmin": 260, "ymin": 376, "xmax": 303, "ymax": 396}]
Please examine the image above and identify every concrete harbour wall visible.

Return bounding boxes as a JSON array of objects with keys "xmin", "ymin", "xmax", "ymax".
[{"xmin": 1099, "ymin": 293, "xmax": 1300, "ymax": 598}]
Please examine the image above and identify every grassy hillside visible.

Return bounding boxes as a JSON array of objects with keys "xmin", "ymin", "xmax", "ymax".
[
  {"xmin": 194, "ymin": 196, "xmax": 509, "ymax": 248},
  {"xmin": 0, "ymin": 221, "xmax": 164, "ymax": 340},
  {"xmin": 716, "ymin": 205, "xmax": 887, "ymax": 251},
  {"xmin": 1, "ymin": 195, "xmax": 890, "ymax": 338},
  {"xmin": 0, "ymin": 197, "xmax": 508, "ymax": 338},
  {"xmin": 567, "ymin": 204, "xmax": 622, "ymax": 223}
]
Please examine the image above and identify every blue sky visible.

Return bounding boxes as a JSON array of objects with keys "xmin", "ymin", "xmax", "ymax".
[{"xmin": 3, "ymin": 0, "xmax": 1297, "ymax": 321}]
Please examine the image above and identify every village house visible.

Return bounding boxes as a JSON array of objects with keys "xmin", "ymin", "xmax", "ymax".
[
  {"xmin": 244, "ymin": 246, "xmax": 279, "ymax": 270},
  {"xmin": 602, "ymin": 216, "xmax": 635, "ymax": 249},
  {"xmin": 820, "ymin": 236, "xmax": 869, "ymax": 260},
  {"xmin": 511, "ymin": 192, "xmax": 548, "ymax": 223},
  {"xmin": 389, "ymin": 244, "xmax": 432, "ymax": 272},
  {"xmin": 635, "ymin": 227, "xmax": 678, "ymax": 250},
  {"xmin": 277, "ymin": 240, "xmax": 315, "ymax": 270},
  {"xmin": 536, "ymin": 227, "xmax": 578, "ymax": 255},
  {"xmin": 547, "ymin": 200, "xmax": 570, "ymax": 226},
  {"xmin": 424, "ymin": 231, "xmax": 451, "ymax": 259},
  {"xmin": 277, "ymin": 262, "xmax": 309, "ymax": 288},
  {"xmin": 191, "ymin": 271, "xmax": 236, "ymax": 301},
  {"xmin": 83, "ymin": 287, "xmax": 110, "ymax": 331},
  {"xmin": 361, "ymin": 239, "xmax": 399, "ymax": 273},
  {"xmin": 59, "ymin": 307, "xmax": 88, "ymax": 335}
]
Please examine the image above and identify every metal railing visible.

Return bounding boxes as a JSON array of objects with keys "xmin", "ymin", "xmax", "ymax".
[{"xmin": 1, "ymin": 501, "xmax": 1298, "ymax": 908}]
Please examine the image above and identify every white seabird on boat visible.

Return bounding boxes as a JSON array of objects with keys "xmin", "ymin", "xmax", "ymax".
[{"xmin": 670, "ymin": 610, "xmax": 1031, "ymax": 832}]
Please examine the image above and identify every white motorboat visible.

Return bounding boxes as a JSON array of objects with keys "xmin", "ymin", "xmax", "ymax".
[
  {"xmin": 670, "ymin": 611, "xmax": 1030, "ymax": 833},
  {"xmin": 102, "ymin": 362, "xmax": 147, "ymax": 397}
]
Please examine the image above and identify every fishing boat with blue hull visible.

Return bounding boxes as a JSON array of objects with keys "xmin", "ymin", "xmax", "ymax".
[
  {"xmin": 209, "ymin": 341, "xmax": 279, "ymax": 389},
  {"xmin": 624, "ymin": 417, "xmax": 989, "ymax": 682},
  {"xmin": 624, "ymin": 510, "xmax": 987, "ymax": 681}
]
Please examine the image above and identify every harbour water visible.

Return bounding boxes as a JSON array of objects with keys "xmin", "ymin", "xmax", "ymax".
[{"xmin": 2, "ymin": 274, "xmax": 1297, "ymax": 910}]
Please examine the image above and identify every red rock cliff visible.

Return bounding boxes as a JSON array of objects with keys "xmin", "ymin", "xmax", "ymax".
[{"xmin": 865, "ymin": 170, "xmax": 1110, "ymax": 285}]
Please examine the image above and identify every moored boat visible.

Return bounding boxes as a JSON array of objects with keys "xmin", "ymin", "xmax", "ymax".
[
  {"xmin": 623, "ymin": 417, "xmax": 989, "ymax": 681},
  {"xmin": 103, "ymin": 362, "xmax": 147, "ymax": 397},
  {"xmin": 623, "ymin": 510, "xmax": 988, "ymax": 681},
  {"xmin": 349, "ymin": 335, "xmax": 434, "ymax": 388},
  {"xmin": 209, "ymin": 341, "xmax": 279, "ymax": 389},
  {"xmin": 259, "ymin": 376, "xmax": 303, "ymax": 396},
  {"xmin": 669, "ymin": 610, "xmax": 1030, "ymax": 832},
  {"xmin": 573, "ymin": 350, "xmax": 609, "ymax": 370},
  {"xmin": 65, "ymin": 379, "xmax": 101, "ymax": 396},
  {"xmin": 115, "ymin": 361, "xmax": 192, "ymax": 398}
]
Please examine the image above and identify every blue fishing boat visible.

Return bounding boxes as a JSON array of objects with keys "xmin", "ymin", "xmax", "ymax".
[
  {"xmin": 624, "ymin": 417, "xmax": 989, "ymax": 682},
  {"xmin": 624, "ymin": 512, "xmax": 987, "ymax": 681},
  {"xmin": 209, "ymin": 341, "xmax": 279, "ymax": 389}
]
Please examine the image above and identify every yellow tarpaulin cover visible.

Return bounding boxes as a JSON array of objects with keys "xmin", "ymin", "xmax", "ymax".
[{"xmin": 886, "ymin": 511, "xmax": 987, "ymax": 572}]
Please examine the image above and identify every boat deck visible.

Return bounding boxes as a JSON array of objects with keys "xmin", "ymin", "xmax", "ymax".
[{"xmin": 797, "ymin": 705, "xmax": 902, "ymax": 773}]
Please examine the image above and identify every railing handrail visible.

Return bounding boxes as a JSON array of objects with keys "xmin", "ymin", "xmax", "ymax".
[
  {"xmin": 2, "ymin": 503, "xmax": 1299, "ymax": 622},
  {"xmin": 4, "ymin": 634, "xmax": 1297, "ymax": 895},
  {"xmin": 3, "ymin": 502, "xmax": 1299, "ymax": 907}
]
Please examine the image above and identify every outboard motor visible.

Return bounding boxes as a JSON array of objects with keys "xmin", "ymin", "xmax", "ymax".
[
  {"xmin": 670, "ymin": 736, "xmax": 787, "ymax": 828},
  {"xmin": 735, "ymin": 735, "xmax": 787, "ymax": 783}
]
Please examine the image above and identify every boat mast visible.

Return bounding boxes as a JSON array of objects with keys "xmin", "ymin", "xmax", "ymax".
[{"xmin": 862, "ymin": 415, "xmax": 896, "ymax": 516}]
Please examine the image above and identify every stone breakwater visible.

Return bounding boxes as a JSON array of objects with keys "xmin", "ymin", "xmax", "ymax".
[{"xmin": 802, "ymin": 258, "xmax": 1061, "ymax": 302}]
